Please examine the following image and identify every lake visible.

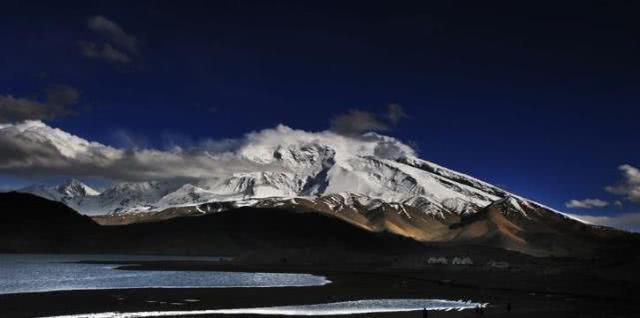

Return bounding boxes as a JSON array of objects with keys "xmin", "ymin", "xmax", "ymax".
[{"xmin": 0, "ymin": 254, "xmax": 330, "ymax": 294}]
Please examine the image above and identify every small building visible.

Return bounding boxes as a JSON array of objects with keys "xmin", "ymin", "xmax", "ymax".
[
  {"xmin": 452, "ymin": 257, "xmax": 473, "ymax": 265},
  {"xmin": 427, "ymin": 256, "xmax": 448, "ymax": 265}
]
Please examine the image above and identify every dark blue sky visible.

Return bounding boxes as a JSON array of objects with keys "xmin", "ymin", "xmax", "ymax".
[{"xmin": 1, "ymin": 1, "xmax": 639, "ymax": 215}]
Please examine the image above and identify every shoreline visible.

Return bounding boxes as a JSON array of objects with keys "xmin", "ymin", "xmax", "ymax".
[{"xmin": 1, "ymin": 259, "xmax": 638, "ymax": 317}]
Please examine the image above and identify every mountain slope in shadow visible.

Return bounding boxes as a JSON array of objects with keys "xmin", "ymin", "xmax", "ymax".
[
  {"xmin": 0, "ymin": 192, "xmax": 422, "ymax": 258},
  {"xmin": 0, "ymin": 192, "xmax": 100, "ymax": 253}
]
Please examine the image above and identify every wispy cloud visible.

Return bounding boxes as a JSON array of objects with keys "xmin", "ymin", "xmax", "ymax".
[
  {"xmin": 330, "ymin": 104, "xmax": 409, "ymax": 136},
  {"xmin": 0, "ymin": 85, "xmax": 80, "ymax": 123},
  {"xmin": 330, "ymin": 110, "xmax": 389, "ymax": 136},
  {"xmin": 81, "ymin": 16, "xmax": 138, "ymax": 64},
  {"xmin": 387, "ymin": 103, "xmax": 408, "ymax": 125},
  {"xmin": 566, "ymin": 164, "xmax": 639, "ymax": 213},
  {"xmin": 79, "ymin": 41, "xmax": 131, "ymax": 63},
  {"xmin": 87, "ymin": 16, "xmax": 138, "ymax": 53},
  {"xmin": 565, "ymin": 198, "xmax": 609, "ymax": 209}
]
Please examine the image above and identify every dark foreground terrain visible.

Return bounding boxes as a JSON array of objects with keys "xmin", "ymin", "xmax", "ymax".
[{"xmin": 1, "ymin": 193, "xmax": 640, "ymax": 317}]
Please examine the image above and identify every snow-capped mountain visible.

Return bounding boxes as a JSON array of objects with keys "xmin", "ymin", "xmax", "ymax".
[
  {"xmin": 17, "ymin": 127, "xmax": 567, "ymax": 224},
  {"xmin": 21, "ymin": 180, "xmax": 186, "ymax": 215},
  {"xmin": 7, "ymin": 121, "xmax": 627, "ymax": 256},
  {"xmin": 8, "ymin": 121, "xmax": 571, "ymax": 220}
]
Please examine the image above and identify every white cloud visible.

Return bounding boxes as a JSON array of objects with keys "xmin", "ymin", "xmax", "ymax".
[
  {"xmin": 565, "ymin": 198, "xmax": 609, "ymax": 209},
  {"xmin": 568, "ymin": 212, "xmax": 640, "ymax": 233},
  {"xmin": 606, "ymin": 164, "xmax": 640, "ymax": 204}
]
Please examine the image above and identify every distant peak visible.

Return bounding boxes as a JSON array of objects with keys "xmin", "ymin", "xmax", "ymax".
[{"xmin": 57, "ymin": 179, "xmax": 100, "ymax": 197}]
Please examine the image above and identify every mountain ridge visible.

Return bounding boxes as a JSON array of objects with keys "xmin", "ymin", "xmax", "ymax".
[{"xmin": 1, "ymin": 192, "xmax": 635, "ymax": 258}]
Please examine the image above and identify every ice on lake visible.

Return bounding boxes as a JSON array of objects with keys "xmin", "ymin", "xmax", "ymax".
[{"xmin": 39, "ymin": 299, "xmax": 487, "ymax": 317}]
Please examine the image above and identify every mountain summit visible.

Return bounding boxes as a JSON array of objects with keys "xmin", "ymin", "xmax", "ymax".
[
  {"xmin": 56, "ymin": 179, "xmax": 100, "ymax": 197},
  {"xmin": 17, "ymin": 124, "xmax": 520, "ymax": 217}
]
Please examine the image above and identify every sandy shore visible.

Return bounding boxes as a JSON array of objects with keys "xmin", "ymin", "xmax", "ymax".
[{"xmin": 0, "ymin": 260, "xmax": 637, "ymax": 318}]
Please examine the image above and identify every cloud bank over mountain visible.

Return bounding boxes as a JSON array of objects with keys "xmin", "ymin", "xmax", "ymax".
[{"xmin": 0, "ymin": 120, "xmax": 415, "ymax": 183}]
